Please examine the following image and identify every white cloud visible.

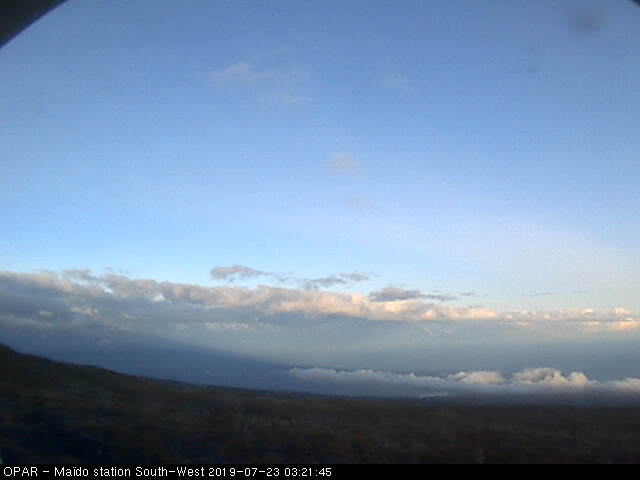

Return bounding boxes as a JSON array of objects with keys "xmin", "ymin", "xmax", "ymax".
[
  {"xmin": 289, "ymin": 366, "xmax": 640, "ymax": 397},
  {"xmin": 210, "ymin": 61, "xmax": 279, "ymax": 86},
  {"xmin": 3, "ymin": 268, "xmax": 640, "ymax": 392},
  {"xmin": 609, "ymin": 378, "xmax": 640, "ymax": 393},
  {"xmin": 1, "ymin": 270, "xmax": 639, "ymax": 332},
  {"xmin": 210, "ymin": 265, "xmax": 369, "ymax": 291},
  {"xmin": 447, "ymin": 371, "xmax": 505, "ymax": 385},
  {"xmin": 512, "ymin": 368, "xmax": 589, "ymax": 387},
  {"xmin": 211, "ymin": 265, "xmax": 274, "ymax": 281},
  {"xmin": 209, "ymin": 60, "xmax": 310, "ymax": 105},
  {"xmin": 0, "ymin": 265, "xmax": 640, "ymax": 332},
  {"xmin": 582, "ymin": 319, "xmax": 640, "ymax": 332}
]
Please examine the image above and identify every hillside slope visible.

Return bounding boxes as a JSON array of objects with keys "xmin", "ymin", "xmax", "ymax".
[{"xmin": 2, "ymin": 344, "xmax": 640, "ymax": 463}]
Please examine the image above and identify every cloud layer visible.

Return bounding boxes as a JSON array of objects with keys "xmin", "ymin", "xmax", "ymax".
[
  {"xmin": 1, "ymin": 269, "xmax": 638, "ymax": 333},
  {"xmin": 289, "ymin": 366, "xmax": 640, "ymax": 399},
  {"xmin": 3, "ymin": 268, "xmax": 640, "ymax": 400}
]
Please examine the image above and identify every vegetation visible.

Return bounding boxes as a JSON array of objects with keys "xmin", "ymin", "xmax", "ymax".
[{"xmin": 2, "ymin": 344, "xmax": 640, "ymax": 463}]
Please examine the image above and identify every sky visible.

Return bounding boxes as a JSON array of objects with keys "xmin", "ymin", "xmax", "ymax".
[{"xmin": 2, "ymin": 0, "xmax": 640, "ymax": 399}]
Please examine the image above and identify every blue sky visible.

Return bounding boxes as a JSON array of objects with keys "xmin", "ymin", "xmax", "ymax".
[{"xmin": 2, "ymin": 0, "xmax": 640, "ymax": 397}]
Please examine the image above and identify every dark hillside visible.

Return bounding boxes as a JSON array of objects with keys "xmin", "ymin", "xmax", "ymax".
[{"xmin": 2, "ymin": 344, "xmax": 640, "ymax": 463}]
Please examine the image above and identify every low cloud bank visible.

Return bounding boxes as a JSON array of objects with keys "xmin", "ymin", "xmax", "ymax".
[{"xmin": 289, "ymin": 366, "xmax": 640, "ymax": 399}]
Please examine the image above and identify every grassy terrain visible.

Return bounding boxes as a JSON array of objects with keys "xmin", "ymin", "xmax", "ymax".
[{"xmin": 2, "ymin": 344, "xmax": 640, "ymax": 464}]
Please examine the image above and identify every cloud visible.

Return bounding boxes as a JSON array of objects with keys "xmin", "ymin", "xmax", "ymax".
[
  {"xmin": 325, "ymin": 154, "xmax": 363, "ymax": 176},
  {"xmin": 338, "ymin": 272, "xmax": 370, "ymax": 283},
  {"xmin": 209, "ymin": 60, "xmax": 310, "ymax": 105},
  {"xmin": 289, "ymin": 366, "xmax": 640, "ymax": 398},
  {"xmin": 211, "ymin": 265, "xmax": 278, "ymax": 282},
  {"xmin": 369, "ymin": 287, "xmax": 457, "ymax": 303},
  {"xmin": 302, "ymin": 272, "xmax": 370, "ymax": 291},
  {"xmin": 511, "ymin": 368, "xmax": 589, "ymax": 387},
  {"xmin": 614, "ymin": 307, "xmax": 631, "ymax": 317},
  {"xmin": 582, "ymin": 319, "xmax": 640, "ymax": 333},
  {"xmin": 210, "ymin": 265, "xmax": 369, "ymax": 291},
  {"xmin": 1, "ymin": 270, "xmax": 638, "ymax": 333},
  {"xmin": 447, "ymin": 371, "xmax": 505, "ymax": 385},
  {"xmin": 210, "ymin": 61, "xmax": 273, "ymax": 86},
  {"xmin": 573, "ymin": 307, "xmax": 640, "ymax": 333}
]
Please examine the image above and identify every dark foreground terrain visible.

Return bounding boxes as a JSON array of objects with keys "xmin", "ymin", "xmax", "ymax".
[{"xmin": 3, "ymin": 344, "xmax": 640, "ymax": 464}]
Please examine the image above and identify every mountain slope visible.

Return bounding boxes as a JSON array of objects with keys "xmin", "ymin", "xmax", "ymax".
[{"xmin": 3, "ymin": 344, "xmax": 640, "ymax": 463}]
